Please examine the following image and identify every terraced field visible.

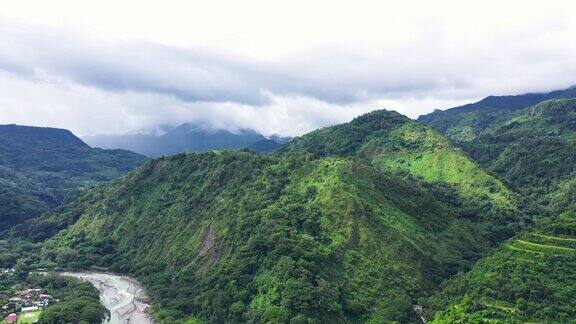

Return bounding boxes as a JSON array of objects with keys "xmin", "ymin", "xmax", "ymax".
[
  {"xmin": 506, "ymin": 232, "xmax": 576, "ymax": 255},
  {"xmin": 429, "ymin": 226, "xmax": 576, "ymax": 322},
  {"xmin": 461, "ymin": 233, "xmax": 576, "ymax": 318}
]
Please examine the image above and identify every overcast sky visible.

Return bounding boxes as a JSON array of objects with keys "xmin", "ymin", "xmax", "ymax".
[{"xmin": 0, "ymin": 0, "xmax": 575, "ymax": 136}]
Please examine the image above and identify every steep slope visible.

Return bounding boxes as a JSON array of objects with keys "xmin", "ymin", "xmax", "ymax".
[
  {"xmin": 418, "ymin": 85, "xmax": 576, "ymax": 141},
  {"xmin": 431, "ymin": 99, "xmax": 576, "ymax": 212},
  {"xmin": 418, "ymin": 98, "xmax": 576, "ymax": 322},
  {"xmin": 424, "ymin": 194, "xmax": 576, "ymax": 322},
  {"xmin": 37, "ymin": 109, "xmax": 521, "ymax": 323},
  {"xmin": 84, "ymin": 123, "xmax": 274, "ymax": 157},
  {"xmin": 0, "ymin": 124, "xmax": 147, "ymax": 230}
]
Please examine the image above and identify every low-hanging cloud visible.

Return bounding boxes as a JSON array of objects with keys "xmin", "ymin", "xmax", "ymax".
[{"xmin": 0, "ymin": 13, "xmax": 576, "ymax": 136}]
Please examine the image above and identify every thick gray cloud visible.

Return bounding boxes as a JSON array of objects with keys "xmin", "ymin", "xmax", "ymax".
[
  {"xmin": 0, "ymin": 13, "xmax": 575, "ymax": 136},
  {"xmin": 0, "ymin": 25, "xmax": 269, "ymax": 105},
  {"xmin": 0, "ymin": 22, "xmax": 471, "ymax": 106}
]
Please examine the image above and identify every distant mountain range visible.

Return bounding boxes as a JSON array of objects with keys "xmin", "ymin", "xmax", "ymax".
[
  {"xmin": 418, "ymin": 85, "xmax": 576, "ymax": 136},
  {"xmin": 83, "ymin": 123, "xmax": 291, "ymax": 157}
]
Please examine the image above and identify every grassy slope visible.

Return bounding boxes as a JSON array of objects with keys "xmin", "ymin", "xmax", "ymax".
[
  {"xmin": 365, "ymin": 123, "xmax": 517, "ymax": 220},
  {"xmin": 39, "ymin": 110, "xmax": 520, "ymax": 322},
  {"xmin": 422, "ymin": 98, "xmax": 576, "ymax": 206},
  {"xmin": 17, "ymin": 310, "xmax": 41, "ymax": 324},
  {"xmin": 286, "ymin": 111, "xmax": 518, "ymax": 224}
]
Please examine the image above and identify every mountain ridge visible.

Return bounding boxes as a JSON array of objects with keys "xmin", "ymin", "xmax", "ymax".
[
  {"xmin": 32, "ymin": 108, "xmax": 521, "ymax": 322},
  {"xmin": 1, "ymin": 87, "xmax": 574, "ymax": 323},
  {"xmin": 418, "ymin": 85, "xmax": 576, "ymax": 140}
]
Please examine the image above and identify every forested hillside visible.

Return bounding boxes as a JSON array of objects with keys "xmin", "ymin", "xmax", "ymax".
[
  {"xmin": 6, "ymin": 98, "xmax": 575, "ymax": 323},
  {"xmin": 28, "ymin": 110, "xmax": 522, "ymax": 322},
  {"xmin": 2, "ymin": 2, "xmax": 574, "ymax": 323},
  {"xmin": 0, "ymin": 124, "xmax": 147, "ymax": 231},
  {"xmin": 419, "ymin": 93, "xmax": 576, "ymax": 322},
  {"xmin": 284, "ymin": 111, "xmax": 518, "ymax": 225},
  {"xmin": 422, "ymin": 98, "xmax": 576, "ymax": 215}
]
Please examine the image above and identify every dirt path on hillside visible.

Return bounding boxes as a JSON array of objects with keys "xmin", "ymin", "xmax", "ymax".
[{"xmin": 60, "ymin": 272, "xmax": 154, "ymax": 324}]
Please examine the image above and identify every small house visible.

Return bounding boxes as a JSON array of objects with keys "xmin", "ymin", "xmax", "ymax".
[{"xmin": 6, "ymin": 313, "xmax": 17, "ymax": 324}]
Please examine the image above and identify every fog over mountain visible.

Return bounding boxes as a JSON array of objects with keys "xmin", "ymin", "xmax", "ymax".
[{"xmin": 83, "ymin": 123, "xmax": 289, "ymax": 156}]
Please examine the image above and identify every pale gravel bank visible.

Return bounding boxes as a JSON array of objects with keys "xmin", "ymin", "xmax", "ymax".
[{"xmin": 60, "ymin": 272, "xmax": 154, "ymax": 324}]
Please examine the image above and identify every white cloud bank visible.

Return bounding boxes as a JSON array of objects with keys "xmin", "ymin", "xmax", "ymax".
[{"xmin": 0, "ymin": 0, "xmax": 576, "ymax": 136}]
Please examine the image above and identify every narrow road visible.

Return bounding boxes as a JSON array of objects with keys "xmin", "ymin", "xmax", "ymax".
[{"xmin": 60, "ymin": 272, "xmax": 154, "ymax": 324}]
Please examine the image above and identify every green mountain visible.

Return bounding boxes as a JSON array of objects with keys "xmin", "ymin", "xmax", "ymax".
[
  {"xmin": 284, "ymin": 111, "xmax": 518, "ymax": 223},
  {"xmin": 418, "ymin": 94, "xmax": 576, "ymax": 322},
  {"xmin": 422, "ymin": 98, "xmax": 576, "ymax": 214},
  {"xmin": 0, "ymin": 124, "xmax": 147, "ymax": 230},
  {"xmin": 37, "ymin": 110, "xmax": 520, "ymax": 322},
  {"xmin": 418, "ymin": 85, "xmax": 576, "ymax": 142}
]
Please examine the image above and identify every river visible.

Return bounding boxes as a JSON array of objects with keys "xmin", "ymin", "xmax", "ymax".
[{"xmin": 59, "ymin": 272, "xmax": 154, "ymax": 324}]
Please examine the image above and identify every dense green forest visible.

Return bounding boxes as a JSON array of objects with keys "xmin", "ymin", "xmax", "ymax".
[
  {"xmin": 3, "ymin": 88, "xmax": 576, "ymax": 323},
  {"xmin": 9, "ymin": 110, "xmax": 523, "ymax": 323},
  {"xmin": 419, "ymin": 93, "xmax": 576, "ymax": 322},
  {"xmin": 424, "ymin": 210, "xmax": 576, "ymax": 323},
  {"xmin": 0, "ymin": 124, "xmax": 146, "ymax": 231},
  {"xmin": 421, "ymin": 177, "xmax": 576, "ymax": 323}
]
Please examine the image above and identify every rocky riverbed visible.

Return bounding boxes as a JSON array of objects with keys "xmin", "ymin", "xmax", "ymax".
[{"xmin": 60, "ymin": 272, "xmax": 154, "ymax": 324}]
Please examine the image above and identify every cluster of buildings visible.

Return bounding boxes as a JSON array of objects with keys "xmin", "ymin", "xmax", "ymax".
[{"xmin": 2, "ymin": 288, "xmax": 57, "ymax": 323}]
